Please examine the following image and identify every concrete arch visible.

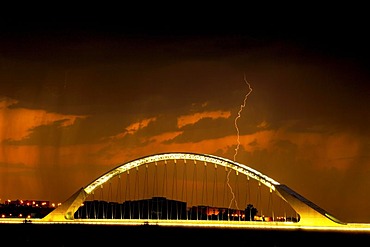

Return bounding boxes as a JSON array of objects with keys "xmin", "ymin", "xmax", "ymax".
[{"xmin": 42, "ymin": 152, "xmax": 345, "ymax": 226}]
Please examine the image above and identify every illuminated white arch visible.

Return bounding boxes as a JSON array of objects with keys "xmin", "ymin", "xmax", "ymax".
[
  {"xmin": 84, "ymin": 152, "xmax": 280, "ymax": 194},
  {"xmin": 42, "ymin": 152, "xmax": 345, "ymax": 226}
]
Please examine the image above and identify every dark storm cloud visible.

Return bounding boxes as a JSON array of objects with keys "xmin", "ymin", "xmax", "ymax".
[
  {"xmin": 0, "ymin": 60, "xmax": 245, "ymax": 117},
  {"xmin": 4, "ymin": 119, "xmax": 71, "ymax": 146},
  {"xmin": 136, "ymin": 115, "xmax": 178, "ymax": 137},
  {"xmin": 165, "ymin": 118, "xmax": 234, "ymax": 144},
  {"xmin": 0, "ymin": 20, "xmax": 271, "ymax": 66},
  {"xmin": 243, "ymin": 54, "xmax": 370, "ymax": 135},
  {"xmin": 1, "ymin": 21, "xmax": 368, "ymax": 148},
  {"xmin": 2, "ymin": 113, "xmax": 140, "ymax": 146},
  {"xmin": 108, "ymin": 115, "xmax": 179, "ymax": 148},
  {"xmin": 2, "ymin": 18, "xmax": 369, "ymax": 124}
]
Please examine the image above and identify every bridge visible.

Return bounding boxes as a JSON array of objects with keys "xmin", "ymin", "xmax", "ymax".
[{"xmin": 7, "ymin": 152, "xmax": 369, "ymax": 232}]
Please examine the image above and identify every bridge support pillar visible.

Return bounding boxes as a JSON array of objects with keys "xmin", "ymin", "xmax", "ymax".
[
  {"xmin": 42, "ymin": 188, "xmax": 87, "ymax": 222},
  {"xmin": 275, "ymin": 184, "xmax": 345, "ymax": 226}
]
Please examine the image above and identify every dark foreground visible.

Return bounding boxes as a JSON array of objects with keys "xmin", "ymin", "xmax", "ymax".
[{"xmin": 1, "ymin": 223, "xmax": 369, "ymax": 246}]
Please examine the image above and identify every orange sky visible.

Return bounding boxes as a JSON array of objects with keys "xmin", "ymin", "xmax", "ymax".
[{"xmin": 0, "ymin": 16, "xmax": 369, "ymax": 223}]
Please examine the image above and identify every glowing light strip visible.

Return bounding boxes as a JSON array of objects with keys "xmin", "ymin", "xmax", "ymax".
[
  {"xmin": 3, "ymin": 219, "xmax": 370, "ymax": 232},
  {"xmin": 84, "ymin": 153, "xmax": 280, "ymax": 194}
]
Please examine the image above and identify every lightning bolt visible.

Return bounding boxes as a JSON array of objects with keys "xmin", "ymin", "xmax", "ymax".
[
  {"xmin": 234, "ymin": 74, "xmax": 253, "ymax": 161},
  {"xmin": 228, "ymin": 74, "xmax": 253, "ymax": 210}
]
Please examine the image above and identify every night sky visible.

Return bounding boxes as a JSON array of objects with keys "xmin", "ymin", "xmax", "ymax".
[{"xmin": 0, "ymin": 13, "xmax": 369, "ymax": 223}]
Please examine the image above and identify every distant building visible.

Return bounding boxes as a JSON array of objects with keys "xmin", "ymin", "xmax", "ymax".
[
  {"xmin": 0, "ymin": 199, "xmax": 55, "ymax": 218},
  {"xmin": 75, "ymin": 197, "xmax": 187, "ymax": 220}
]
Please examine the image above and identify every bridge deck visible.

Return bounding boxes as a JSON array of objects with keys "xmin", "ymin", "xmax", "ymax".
[{"xmin": 2, "ymin": 218, "xmax": 370, "ymax": 233}]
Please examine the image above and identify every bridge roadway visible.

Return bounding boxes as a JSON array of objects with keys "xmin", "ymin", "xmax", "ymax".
[{"xmin": 1, "ymin": 218, "xmax": 370, "ymax": 233}]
